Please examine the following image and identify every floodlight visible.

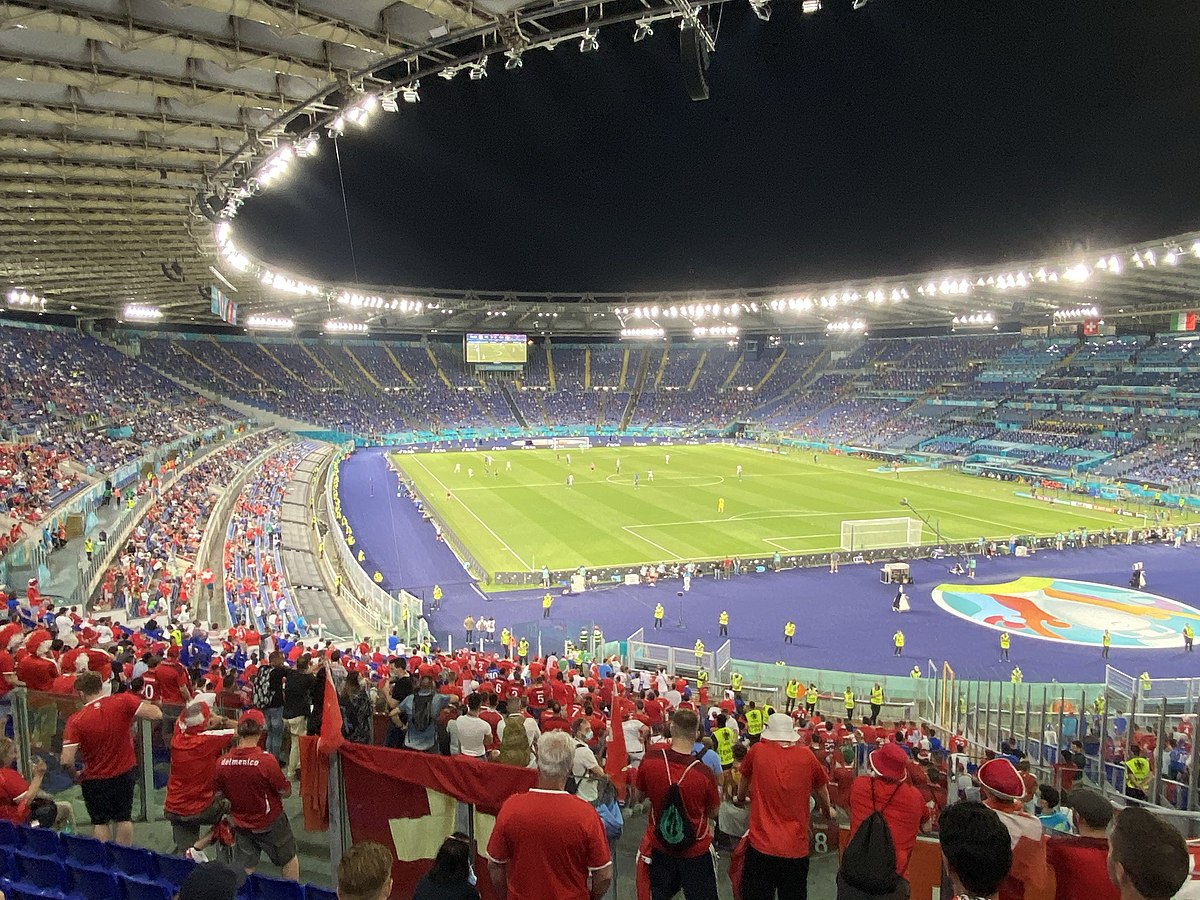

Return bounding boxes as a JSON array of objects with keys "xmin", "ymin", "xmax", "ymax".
[
  {"xmin": 580, "ymin": 29, "xmax": 599, "ymax": 52},
  {"xmin": 633, "ymin": 19, "xmax": 654, "ymax": 41},
  {"xmin": 403, "ymin": 82, "xmax": 421, "ymax": 102},
  {"xmin": 802, "ymin": 0, "xmax": 821, "ymax": 12},
  {"xmin": 749, "ymin": 0, "xmax": 771, "ymax": 20},
  {"xmin": 469, "ymin": 60, "xmax": 488, "ymax": 80},
  {"xmin": 505, "ymin": 49, "xmax": 524, "ymax": 69},
  {"xmin": 380, "ymin": 90, "xmax": 399, "ymax": 113}
]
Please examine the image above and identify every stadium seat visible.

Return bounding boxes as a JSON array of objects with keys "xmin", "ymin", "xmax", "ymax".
[
  {"xmin": 154, "ymin": 852, "xmax": 197, "ymax": 887},
  {"xmin": 107, "ymin": 843, "xmax": 159, "ymax": 880},
  {"xmin": 247, "ymin": 873, "xmax": 305, "ymax": 900},
  {"xmin": 18, "ymin": 825, "xmax": 62, "ymax": 859},
  {"xmin": 65, "ymin": 863, "xmax": 121, "ymax": 899},
  {"xmin": 304, "ymin": 885, "xmax": 337, "ymax": 900},
  {"xmin": 122, "ymin": 876, "xmax": 175, "ymax": 900},
  {"xmin": 61, "ymin": 833, "xmax": 110, "ymax": 869},
  {"xmin": 0, "ymin": 820, "xmax": 18, "ymax": 848},
  {"xmin": 12, "ymin": 852, "xmax": 70, "ymax": 897}
]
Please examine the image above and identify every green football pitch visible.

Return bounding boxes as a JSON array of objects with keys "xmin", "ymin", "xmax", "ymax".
[{"xmin": 392, "ymin": 445, "xmax": 1149, "ymax": 575}]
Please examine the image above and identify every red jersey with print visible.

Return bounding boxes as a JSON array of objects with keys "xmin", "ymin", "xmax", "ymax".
[
  {"xmin": 63, "ymin": 692, "xmax": 143, "ymax": 780},
  {"xmin": 165, "ymin": 728, "xmax": 236, "ymax": 816},
  {"xmin": 214, "ymin": 745, "xmax": 290, "ymax": 831},
  {"xmin": 155, "ymin": 662, "xmax": 189, "ymax": 705}
]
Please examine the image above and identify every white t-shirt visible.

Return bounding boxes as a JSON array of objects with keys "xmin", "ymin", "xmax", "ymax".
[
  {"xmin": 572, "ymin": 742, "xmax": 601, "ymax": 803},
  {"xmin": 455, "ymin": 714, "xmax": 493, "ymax": 758},
  {"xmin": 55, "ymin": 615, "xmax": 77, "ymax": 648},
  {"xmin": 622, "ymin": 719, "xmax": 646, "ymax": 758}
]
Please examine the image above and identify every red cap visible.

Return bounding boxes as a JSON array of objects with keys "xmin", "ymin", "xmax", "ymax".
[
  {"xmin": 238, "ymin": 709, "xmax": 265, "ymax": 728},
  {"xmin": 977, "ymin": 758, "xmax": 1024, "ymax": 800},
  {"xmin": 868, "ymin": 742, "xmax": 909, "ymax": 782}
]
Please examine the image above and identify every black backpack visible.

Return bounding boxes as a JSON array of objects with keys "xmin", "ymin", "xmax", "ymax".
[
  {"xmin": 251, "ymin": 667, "xmax": 274, "ymax": 710},
  {"xmin": 652, "ymin": 750, "xmax": 701, "ymax": 852},
  {"xmin": 409, "ymin": 692, "xmax": 434, "ymax": 733},
  {"xmin": 837, "ymin": 782, "xmax": 909, "ymax": 899}
]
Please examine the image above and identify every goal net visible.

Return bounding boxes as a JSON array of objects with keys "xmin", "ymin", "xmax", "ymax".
[
  {"xmin": 550, "ymin": 437, "xmax": 591, "ymax": 450},
  {"xmin": 840, "ymin": 517, "xmax": 924, "ymax": 551}
]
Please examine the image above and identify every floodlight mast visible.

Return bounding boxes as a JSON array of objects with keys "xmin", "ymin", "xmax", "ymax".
[{"xmin": 899, "ymin": 497, "xmax": 942, "ymax": 552}]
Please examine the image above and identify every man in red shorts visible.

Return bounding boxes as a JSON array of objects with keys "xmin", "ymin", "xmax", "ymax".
[
  {"xmin": 61, "ymin": 671, "xmax": 163, "ymax": 844},
  {"xmin": 214, "ymin": 709, "xmax": 299, "ymax": 881}
]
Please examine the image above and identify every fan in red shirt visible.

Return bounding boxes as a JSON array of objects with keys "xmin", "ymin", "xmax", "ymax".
[
  {"xmin": 539, "ymin": 702, "xmax": 571, "ymax": 734},
  {"xmin": 735, "ymin": 713, "xmax": 832, "ymax": 899},
  {"xmin": 165, "ymin": 700, "xmax": 236, "ymax": 858},
  {"xmin": 632, "ymin": 709, "xmax": 721, "ymax": 898},
  {"xmin": 1044, "ymin": 789, "xmax": 1119, "ymax": 900},
  {"xmin": 213, "ymin": 709, "xmax": 299, "ymax": 881},
  {"xmin": 155, "ymin": 648, "xmax": 193, "ymax": 709},
  {"xmin": 487, "ymin": 731, "xmax": 612, "ymax": 900},
  {"xmin": 16, "ymin": 629, "xmax": 58, "ymax": 691},
  {"xmin": 61, "ymin": 671, "xmax": 163, "ymax": 844},
  {"xmin": 848, "ymin": 742, "xmax": 932, "ymax": 876}
]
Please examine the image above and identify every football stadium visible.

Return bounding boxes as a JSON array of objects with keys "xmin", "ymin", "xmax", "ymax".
[{"xmin": 1, "ymin": 1, "xmax": 1199, "ymax": 898}]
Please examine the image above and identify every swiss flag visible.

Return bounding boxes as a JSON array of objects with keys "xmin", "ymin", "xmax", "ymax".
[
  {"xmin": 605, "ymin": 693, "xmax": 630, "ymax": 800},
  {"xmin": 299, "ymin": 670, "xmax": 344, "ymax": 830},
  {"xmin": 341, "ymin": 745, "xmax": 536, "ymax": 899}
]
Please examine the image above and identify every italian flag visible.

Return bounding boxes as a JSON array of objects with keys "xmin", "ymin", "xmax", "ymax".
[{"xmin": 1170, "ymin": 312, "xmax": 1197, "ymax": 332}]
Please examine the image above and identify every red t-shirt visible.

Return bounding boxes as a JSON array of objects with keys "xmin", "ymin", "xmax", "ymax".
[
  {"xmin": 540, "ymin": 714, "xmax": 571, "ymax": 734},
  {"xmin": 740, "ymin": 740, "xmax": 829, "ymax": 858},
  {"xmin": 0, "ymin": 767, "xmax": 30, "ymax": 823},
  {"xmin": 213, "ymin": 745, "xmax": 290, "ymax": 831},
  {"xmin": 634, "ymin": 748, "xmax": 720, "ymax": 857},
  {"xmin": 527, "ymin": 684, "xmax": 551, "ymax": 708},
  {"xmin": 848, "ymin": 776, "xmax": 930, "ymax": 874},
  {"xmin": 166, "ymin": 728, "xmax": 236, "ymax": 816},
  {"xmin": 155, "ymin": 662, "xmax": 189, "ymax": 706},
  {"xmin": 1045, "ymin": 835, "xmax": 1120, "ymax": 900},
  {"xmin": 16, "ymin": 656, "xmax": 57, "ymax": 692},
  {"xmin": 63, "ymin": 692, "xmax": 143, "ymax": 780},
  {"xmin": 486, "ymin": 789, "xmax": 610, "ymax": 900}
]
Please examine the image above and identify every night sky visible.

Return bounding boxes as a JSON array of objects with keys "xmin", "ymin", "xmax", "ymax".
[{"xmin": 234, "ymin": 0, "xmax": 1200, "ymax": 293}]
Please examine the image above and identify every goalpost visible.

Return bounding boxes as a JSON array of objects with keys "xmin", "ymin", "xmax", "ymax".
[
  {"xmin": 550, "ymin": 437, "xmax": 591, "ymax": 450},
  {"xmin": 840, "ymin": 517, "xmax": 924, "ymax": 551}
]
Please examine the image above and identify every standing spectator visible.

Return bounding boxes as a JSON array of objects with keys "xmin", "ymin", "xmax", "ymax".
[
  {"xmin": 263, "ymin": 651, "xmax": 287, "ymax": 762},
  {"xmin": 60, "ymin": 670, "xmax": 163, "ymax": 844},
  {"xmin": 213, "ymin": 709, "xmax": 299, "ymax": 881},
  {"xmin": 399, "ymin": 675, "xmax": 449, "ymax": 753},
  {"xmin": 414, "ymin": 833, "xmax": 480, "ymax": 900},
  {"xmin": 1045, "ymin": 790, "xmax": 1118, "ymax": 900},
  {"xmin": 486, "ymin": 731, "xmax": 612, "ymax": 900},
  {"xmin": 735, "ymin": 713, "xmax": 832, "ymax": 900},
  {"xmin": 633, "ymin": 709, "xmax": 721, "ymax": 900},
  {"xmin": 977, "ymin": 758, "xmax": 1048, "ymax": 900},
  {"xmin": 848, "ymin": 742, "xmax": 931, "ymax": 876},
  {"xmin": 165, "ymin": 700, "xmax": 235, "ymax": 859},
  {"xmin": 938, "ymin": 801, "xmax": 1013, "ymax": 900},
  {"xmin": 1034, "ymin": 785, "xmax": 1070, "ymax": 832},
  {"xmin": 337, "ymin": 841, "xmax": 396, "ymax": 900},
  {"xmin": 384, "ymin": 657, "xmax": 414, "ymax": 748},
  {"xmin": 452, "ymin": 693, "xmax": 494, "ymax": 760},
  {"xmin": 339, "ymin": 671, "xmax": 374, "ymax": 745},
  {"xmin": 1106, "ymin": 806, "xmax": 1189, "ymax": 900},
  {"xmin": 282, "ymin": 656, "xmax": 315, "ymax": 780}
]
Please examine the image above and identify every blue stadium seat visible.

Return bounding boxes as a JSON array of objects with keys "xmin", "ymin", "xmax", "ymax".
[
  {"xmin": 247, "ymin": 873, "xmax": 305, "ymax": 900},
  {"xmin": 304, "ymin": 885, "xmax": 337, "ymax": 900},
  {"xmin": 18, "ymin": 826, "xmax": 62, "ymax": 859},
  {"xmin": 0, "ymin": 820, "xmax": 19, "ymax": 848},
  {"xmin": 65, "ymin": 863, "xmax": 121, "ymax": 899},
  {"xmin": 61, "ymin": 833, "xmax": 110, "ymax": 870},
  {"xmin": 12, "ymin": 852, "xmax": 70, "ymax": 897},
  {"xmin": 154, "ymin": 853, "xmax": 197, "ymax": 887},
  {"xmin": 122, "ymin": 876, "xmax": 175, "ymax": 900},
  {"xmin": 107, "ymin": 844, "xmax": 158, "ymax": 880}
]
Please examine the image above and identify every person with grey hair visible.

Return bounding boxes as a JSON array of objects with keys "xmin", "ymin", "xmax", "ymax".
[{"xmin": 486, "ymin": 731, "xmax": 612, "ymax": 900}]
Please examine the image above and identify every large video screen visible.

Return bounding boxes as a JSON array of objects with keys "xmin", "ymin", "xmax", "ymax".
[{"xmin": 465, "ymin": 333, "xmax": 527, "ymax": 364}]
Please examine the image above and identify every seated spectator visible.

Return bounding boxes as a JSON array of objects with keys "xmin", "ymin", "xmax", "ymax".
[
  {"xmin": 0, "ymin": 738, "xmax": 72, "ymax": 829},
  {"xmin": 338, "ymin": 841, "xmax": 397, "ymax": 900},
  {"xmin": 413, "ymin": 833, "xmax": 479, "ymax": 900},
  {"xmin": 177, "ymin": 861, "xmax": 244, "ymax": 900}
]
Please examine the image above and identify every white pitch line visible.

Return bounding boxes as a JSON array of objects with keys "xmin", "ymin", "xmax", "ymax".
[
  {"xmin": 621, "ymin": 525, "xmax": 683, "ymax": 560},
  {"xmin": 408, "ymin": 457, "xmax": 532, "ymax": 570}
]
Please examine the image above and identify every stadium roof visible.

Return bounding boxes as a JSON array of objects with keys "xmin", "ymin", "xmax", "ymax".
[{"xmin": 2, "ymin": 1, "xmax": 1199, "ymax": 338}]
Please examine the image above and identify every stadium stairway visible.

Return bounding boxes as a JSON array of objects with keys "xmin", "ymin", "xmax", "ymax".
[{"xmin": 499, "ymin": 382, "xmax": 527, "ymax": 428}]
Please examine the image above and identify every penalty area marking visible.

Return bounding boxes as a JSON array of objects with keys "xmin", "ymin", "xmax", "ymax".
[
  {"xmin": 621, "ymin": 525, "xmax": 684, "ymax": 560},
  {"xmin": 407, "ymin": 457, "xmax": 532, "ymax": 570}
]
